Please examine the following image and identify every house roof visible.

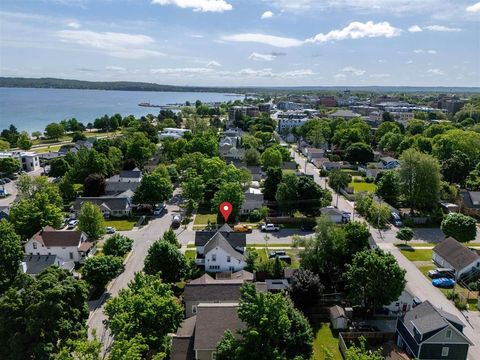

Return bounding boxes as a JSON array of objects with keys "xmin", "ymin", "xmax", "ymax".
[
  {"xmin": 321, "ymin": 207, "xmax": 343, "ymax": 216},
  {"xmin": 204, "ymin": 232, "xmax": 245, "ymax": 262},
  {"xmin": 282, "ymin": 161, "xmax": 298, "ymax": 170},
  {"xmin": 401, "ymin": 301, "xmax": 470, "ymax": 343},
  {"xmin": 229, "ymin": 270, "xmax": 254, "ymax": 281},
  {"xmin": 329, "ymin": 305, "xmax": 347, "ymax": 319},
  {"xmin": 193, "ymin": 304, "xmax": 245, "ymax": 351},
  {"xmin": 22, "ymin": 254, "xmax": 74, "ymax": 275},
  {"xmin": 73, "ymin": 196, "xmax": 131, "ymax": 212},
  {"xmin": 433, "ymin": 237, "xmax": 479, "ymax": 271},
  {"xmin": 381, "ymin": 156, "xmax": 399, "ymax": 163},
  {"xmin": 469, "ymin": 191, "xmax": 480, "ymax": 204},
  {"xmin": 176, "ymin": 315, "xmax": 197, "ymax": 338},
  {"xmin": 0, "ymin": 206, "xmax": 10, "ymax": 215},
  {"xmin": 329, "ymin": 109, "xmax": 361, "ymax": 118},
  {"xmin": 217, "ymin": 223, "xmax": 233, "ymax": 233},
  {"xmin": 32, "ymin": 226, "xmax": 84, "ymax": 247},
  {"xmin": 183, "ymin": 282, "xmax": 242, "ymax": 302},
  {"xmin": 265, "ymin": 279, "xmax": 289, "ymax": 291},
  {"xmin": 194, "ymin": 231, "xmax": 246, "ymax": 248}
]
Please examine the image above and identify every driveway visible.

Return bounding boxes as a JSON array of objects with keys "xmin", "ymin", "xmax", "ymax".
[{"xmin": 0, "ymin": 180, "xmax": 18, "ymax": 207}]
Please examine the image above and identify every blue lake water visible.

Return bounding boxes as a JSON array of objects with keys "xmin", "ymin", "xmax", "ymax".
[{"xmin": 0, "ymin": 87, "xmax": 243, "ymax": 132}]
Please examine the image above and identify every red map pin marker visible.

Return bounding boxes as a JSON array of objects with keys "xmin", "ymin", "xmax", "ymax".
[{"xmin": 219, "ymin": 202, "xmax": 233, "ymax": 222}]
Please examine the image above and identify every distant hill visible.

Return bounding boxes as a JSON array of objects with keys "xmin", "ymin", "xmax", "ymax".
[{"xmin": 0, "ymin": 77, "xmax": 479, "ymax": 94}]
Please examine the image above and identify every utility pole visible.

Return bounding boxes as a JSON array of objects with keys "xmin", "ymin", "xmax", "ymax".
[{"xmin": 336, "ymin": 184, "xmax": 340, "ymax": 208}]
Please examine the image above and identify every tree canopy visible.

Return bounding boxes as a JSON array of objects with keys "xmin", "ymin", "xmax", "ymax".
[
  {"xmin": 144, "ymin": 240, "xmax": 188, "ymax": 283},
  {"xmin": 0, "ymin": 220, "xmax": 23, "ymax": 294},
  {"xmin": 441, "ymin": 213, "xmax": 477, "ymax": 243},
  {"xmin": 78, "ymin": 202, "xmax": 105, "ymax": 241}
]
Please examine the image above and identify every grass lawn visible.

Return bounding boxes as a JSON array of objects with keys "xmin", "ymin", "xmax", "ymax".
[
  {"xmin": 286, "ymin": 249, "xmax": 300, "ymax": 269},
  {"xmin": 400, "ymin": 248, "xmax": 433, "ymax": 262},
  {"xmin": 185, "ymin": 250, "xmax": 196, "ymax": 261},
  {"xmin": 468, "ymin": 298, "xmax": 479, "ymax": 311},
  {"xmin": 418, "ymin": 264, "xmax": 436, "ymax": 277},
  {"xmin": 396, "ymin": 241, "xmax": 480, "ymax": 248},
  {"xmin": 103, "ymin": 218, "xmax": 137, "ymax": 231},
  {"xmin": 33, "ymin": 144, "xmax": 63, "ymax": 153},
  {"xmin": 255, "ymin": 248, "xmax": 268, "ymax": 262},
  {"xmin": 348, "ymin": 181, "xmax": 377, "ymax": 193},
  {"xmin": 194, "ymin": 213, "xmax": 217, "ymax": 225},
  {"xmin": 312, "ymin": 322, "xmax": 342, "ymax": 360}
]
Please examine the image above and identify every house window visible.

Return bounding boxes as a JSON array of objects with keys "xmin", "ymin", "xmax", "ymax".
[
  {"xmin": 211, "ymin": 351, "xmax": 217, "ymax": 360},
  {"xmin": 229, "ymin": 266, "xmax": 234, "ymax": 271},
  {"xmin": 212, "ymin": 254, "xmax": 216, "ymax": 262},
  {"xmin": 69, "ymin": 252, "xmax": 74, "ymax": 260},
  {"xmin": 33, "ymin": 242, "xmax": 37, "ymax": 249},
  {"xmin": 445, "ymin": 329, "xmax": 452, "ymax": 339},
  {"xmin": 441, "ymin": 347, "xmax": 449, "ymax": 357},
  {"xmin": 192, "ymin": 305, "xmax": 197, "ymax": 314},
  {"xmin": 227, "ymin": 256, "xmax": 231, "ymax": 263}
]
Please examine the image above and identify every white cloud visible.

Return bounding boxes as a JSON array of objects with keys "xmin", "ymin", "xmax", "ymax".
[
  {"xmin": 466, "ymin": 2, "xmax": 480, "ymax": 12},
  {"xmin": 369, "ymin": 73, "xmax": 390, "ymax": 78},
  {"xmin": 306, "ymin": 21, "xmax": 401, "ymax": 43},
  {"xmin": 408, "ymin": 25, "xmax": 422, "ymax": 32},
  {"xmin": 67, "ymin": 21, "xmax": 80, "ymax": 29},
  {"xmin": 150, "ymin": 67, "xmax": 213, "ymax": 74},
  {"xmin": 261, "ymin": 10, "xmax": 274, "ymax": 19},
  {"xmin": 425, "ymin": 25, "xmax": 461, "ymax": 32},
  {"xmin": 414, "ymin": 49, "xmax": 437, "ymax": 54},
  {"xmin": 207, "ymin": 60, "xmax": 221, "ymax": 67},
  {"xmin": 249, "ymin": 52, "xmax": 276, "ymax": 61},
  {"xmin": 407, "ymin": 60, "xmax": 413, "ymax": 64},
  {"xmin": 106, "ymin": 66, "xmax": 126, "ymax": 71},
  {"xmin": 341, "ymin": 66, "xmax": 366, "ymax": 76},
  {"xmin": 221, "ymin": 33, "xmax": 303, "ymax": 48},
  {"xmin": 427, "ymin": 68, "xmax": 444, "ymax": 75},
  {"xmin": 56, "ymin": 30, "xmax": 165, "ymax": 59},
  {"xmin": 151, "ymin": 0, "xmax": 232, "ymax": 12},
  {"xmin": 333, "ymin": 73, "xmax": 347, "ymax": 81}
]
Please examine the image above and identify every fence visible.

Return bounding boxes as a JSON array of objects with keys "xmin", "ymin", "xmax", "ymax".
[{"xmin": 338, "ymin": 332, "xmax": 395, "ymax": 357}]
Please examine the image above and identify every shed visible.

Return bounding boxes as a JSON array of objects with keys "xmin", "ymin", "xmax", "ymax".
[{"xmin": 329, "ymin": 305, "xmax": 348, "ymax": 330}]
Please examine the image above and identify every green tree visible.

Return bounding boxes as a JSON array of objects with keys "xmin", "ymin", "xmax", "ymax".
[
  {"xmin": 49, "ymin": 157, "xmax": 71, "ymax": 177},
  {"xmin": 245, "ymin": 249, "xmax": 259, "ymax": 272},
  {"xmin": 406, "ymin": 119, "xmax": 425, "ymax": 135},
  {"xmin": 56, "ymin": 337, "xmax": 101, "ymax": 360},
  {"xmin": 441, "ymin": 213, "xmax": 477, "ymax": 243},
  {"xmin": 161, "ymin": 229, "xmax": 180, "ymax": 247},
  {"xmin": 0, "ymin": 267, "xmax": 89, "ymax": 360},
  {"xmin": 216, "ymin": 283, "xmax": 313, "ymax": 360},
  {"xmin": 134, "ymin": 172, "xmax": 173, "ymax": 205},
  {"xmin": 103, "ymin": 234, "xmax": 133, "ymax": 258},
  {"xmin": 262, "ymin": 167, "xmax": 283, "ymax": 201},
  {"xmin": 297, "ymin": 175, "xmax": 332, "ymax": 216},
  {"xmin": 261, "ymin": 147, "xmax": 283, "ymax": 169},
  {"xmin": 108, "ymin": 146, "xmax": 123, "ymax": 171},
  {"xmin": 344, "ymin": 142, "xmax": 374, "ymax": 164},
  {"xmin": 212, "ymin": 182, "xmax": 245, "ymax": 220},
  {"xmin": 344, "ymin": 249, "xmax": 406, "ymax": 311},
  {"xmin": 289, "ymin": 268, "xmax": 323, "ymax": 311},
  {"xmin": 0, "ymin": 139, "xmax": 10, "ymax": 150},
  {"xmin": 108, "ymin": 336, "xmax": 149, "ymax": 360},
  {"xmin": 83, "ymin": 173, "xmax": 106, "ymax": 197},
  {"xmin": 275, "ymin": 173, "xmax": 299, "ymax": 216},
  {"xmin": 144, "ymin": 240, "xmax": 188, "ymax": 283},
  {"xmin": 375, "ymin": 121, "xmax": 401, "ymax": 140},
  {"xmin": 182, "ymin": 172, "xmax": 205, "ymax": 205},
  {"xmin": 17, "ymin": 131, "xmax": 32, "ymax": 150},
  {"xmin": 0, "ymin": 157, "xmax": 20, "ymax": 175},
  {"xmin": 78, "ymin": 202, "xmax": 105, "ymax": 241},
  {"xmin": 32, "ymin": 131, "xmax": 42, "ymax": 140},
  {"xmin": 82, "ymin": 256, "xmax": 124, "ymax": 291},
  {"xmin": 244, "ymin": 148, "xmax": 261, "ymax": 166},
  {"xmin": 396, "ymin": 227, "xmax": 414, "ymax": 245},
  {"xmin": 126, "ymin": 132, "xmax": 156, "ymax": 166},
  {"xmin": 399, "ymin": 148, "xmax": 441, "ymax": 212},
  {"xmin": 328, "ymin": 169, "xmax": 351, "ymax": 191},
  {"xmin": 344, "ymin": 221, "xmax": 371, "ymax": 261},
  {"xmin": 0, "ymin": 220, "xmax": 23, "ymax": 294},
  {"xmin": 16, "ymin": 174, "xmax": 62, "ymax": 204},
  {"xmin": 375, "ymin": 170, "xmax": 400, "ymax": 206},
  {"xmin": 104, "ymin": 273, "xmax": 183, "ymax": 356},
  {"xmin": 45, "ymin": 122, "xmax": 65, "ymax": 140},
  {"xmin": 344, "ymin": 337, "xmax": 383, "ymax": 360},
  {"xmin": 441, "ymin": 150, "xmax": 471, "ymax": 185}
]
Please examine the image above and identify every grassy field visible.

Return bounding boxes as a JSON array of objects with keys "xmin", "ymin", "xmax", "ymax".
[
  {"xmin": 103, "ymin": 218, "xmax": 137, "ymax": 231},
  {"xmin": 400, "ymin": 248, "xmax": 433, "ymax": 262},
  {"xmin": 33, "ymin": 144, "xmax": 63, "ymax": 153},
  {"xmin": 396, "ymin": 241, "xmax": 480, "ymax": 248},
  {"xmin": 194, "ymin": 213, "xmax": 217, "ymax": 225},
  {"xmin": 312, "ymin": 322, "xmax": 342, "ymax": 360},
  {"xmin": 348, "ymin": 181, "xmax": 377, "ymax": 193},
  {"xmin": 286, "ymin": 250, "xmax": 300, "ymax": 269},
  {"xmin": 185, "ymin": 250, "xmax": 196, "ymax": 261}
]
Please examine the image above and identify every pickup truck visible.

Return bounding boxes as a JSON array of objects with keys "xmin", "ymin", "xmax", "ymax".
[
  {"xmin": 261, "ymin": 223, "xmax": 280, "ymax": 232},
  {"xmin": 234, "ymin": 224, "xmax": 252, "ymax": 233}
]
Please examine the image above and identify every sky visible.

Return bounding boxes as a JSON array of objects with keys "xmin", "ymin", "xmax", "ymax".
[{"xmin": 0, "ymin": 0, "xmax": 479, "ymax": 87}]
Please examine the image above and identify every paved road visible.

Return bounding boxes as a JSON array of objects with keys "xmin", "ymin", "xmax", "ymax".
[{"xmin": 87, "ymin": 201, "xmax": 183, "ymax": 354}]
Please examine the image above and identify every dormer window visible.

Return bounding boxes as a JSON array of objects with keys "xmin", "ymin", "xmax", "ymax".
[
  {"xmin": 33, "ymin": 242, "xmax": 37, "ymax": 249},
  {"xmin": 446, "ymin": 329, "xmax": 452, "ymax": 339},
  {"xmin": 212, "ymin": 254, "xmax": 216, "ymax": 262}
]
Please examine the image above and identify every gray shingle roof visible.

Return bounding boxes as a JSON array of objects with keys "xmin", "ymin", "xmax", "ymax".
[
  {"xmin": 433, "ymin": 237, "xmax": 479, "ymax": 271},
  {"xmin": 329, "ymin": 305, "xmax": 347, "ymax": 319},
  {"xmin": 171, "ymin": 316, "xmax": 196, "ymax": 360},
  {"xmin": 194, "ymin": 231, "xmax": 246, "ymax": 248},
  {"xmin": 204, "ymin": 232, "xmax": 245, "ymax": 262},
  {"xmin": 183, "ymin": 283, "xmax": 242, "ymax": 302},
  {"xmin": 22, "ymin": 254, "xmax": 74, "ymax": 275},
  {"xmin": 32, "ymin": 226, "xmax": 84, "ymax": 247},
  {"xmin": 73, "ymin": 196, "xmax": 131, "ymax": 212}
]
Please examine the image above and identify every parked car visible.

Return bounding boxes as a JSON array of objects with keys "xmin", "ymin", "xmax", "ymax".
[
  {"xmin": 67, "ymin": 219, "xmax": 78, "ymax": 229},
  {"xmin": 355, "ymin": 323, "xmax": 380, "ymax": 332},
  {"xmin": 261, "ymin": 223, "xmax": 280, "ymax": 232},
  {"xmin": 390, "ymin": 212, "xmax": 402, "ymax": 227},
  {"xmin": 432, "ymin": 277, "xmax": 456, "ymax": 288},
  {"xmin": 153, "ymin": 203, "xmax": 166, "ymax": 216},
  {"xmin": 428, "ymin": 268, "xmax": 455, "ymax": 279},
  {"xmin": 413, "ymin": 297, "xmax": 423, "ymax": 307},
  {"xmin": 269, "ymin": 250, "xmax": 287, "ymax": 258},
  {"xmin": 171, "ymin": 214, "xmax": 181, "ymax": 229},
  {"xmin": 3, "ymin": 178, "xmax": 11, "ymax": 183},
  {"xmin": 105, "ymin": 226, "xmax": 116, "ymax": 234},
  {"xmin": 0, "ymin": 179, "xmax": 5, "ymax": 185},
  {"xmin": 7, "ymin": 174, "xmax": 18, "ymax": 180},
  {"xmin": 234, "ymin": 224, "xmax": 252, "ymax": 233}
]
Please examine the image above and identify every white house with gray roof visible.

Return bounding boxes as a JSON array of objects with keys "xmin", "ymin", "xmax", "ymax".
[{"xmin": 202, "ymin": 232, "xmax": 246, "ymax": 273}]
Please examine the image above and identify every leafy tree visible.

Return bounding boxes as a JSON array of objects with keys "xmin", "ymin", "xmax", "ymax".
[
  {"xmin": 406, "ymin": 119, "xmax": 425, "ymax": 135},
  {"xmin": 71, "ymin": 131, "xmax": 87, "ymax": 142},
  {"xmin": 328, "ymin": 169, "xmax": 351, "ymax": 191},
  {"xmin": 78, "ymin": 202, "xmax": 105, "ymax": 241},
  {"xmin": 344, "ymin": 221, "xmax": 370, "ymax": 260},
  {"xmin": 212, "ymin": 182, "xmax": 245, "ymax": 220},
  {"xmin": 378, "ymin": 132, "xmax": 403, "ymax": 153},
  {"xmin": 441, "ymin": 150, "xmax": 471, "ymax": 185},
  {"xmin": 275, "ymin": 173, "xmax": 299, "ymax": 216},
  {"xmin": 245, "ymin": 249, "xmax": 259, "ymax": 272},
  {"xmin": 261, "ymin": 147, "xmax": 283, "ymax": 169},
  {"xmin": 399, "ymin": 149, "xmax": 441, "ymax": 212},
  {"xmin": 16, "ymin": 174, "xmax": 62, "ymax": 204},
  {"xmin": 289, "ymin": 268, "xmax": 324, "ymax": 311},
  {"xmin": 396, "ymin": 227, "xmax": 414, "ymax": 245},
  {"xmin": 49, "ymin": 157, "xmax": 71, "ymax": 177},
  {"xmin": 216, "ymin": 283, "xmax": 313, "ymax": 360},
  {"xmin": 69, "ymin": 148, "xmax": 114, "ymax": 182},
  {"xmin": 125, "ymin": 132, "xmax": 156, "ymax": 166},
  {"xmin": 0, "ymin": 139, "xmax": 10, "ymax": 150},
  {"xmin": 161, "ymin": 229, "xmax": 180, "ymax": 247},
  {"xmin": 375, "ymin": 170, "xmax": 399, "ymax": 206},
  {"xmin": 0, "ymin": 220, "xmax": 23, "ymax": 294},
  {"xmin": 297, "ymin": 175, "xmax": 331, "ymax": 216},
  {"xmin": 262, "ymin": 167, "xmax": 283, "ymax": 201},
  {"xmin": 433, "ymin": 129, "xmax": 480, "ymax": 165},
  {"xmin": 144, "ymin": 240, "xmax": 188, "ymax": 283},
  {"xmin": 181, "ymin": 171, "xmax": 205, "ymax": 205},
  {"xmin": 345, "ymin": 249, "xmax": 406, "ymax": 311},
  {"xmin": 0, "ymin": 267, "xmax": 89, "ymax": 360},
  {"xmin": 32, "ymin": 131, "xmax": 42, "ymax": 139},
  {"xmin": 134, "ymin": 172, "xmax": 173, "ymax": 205},
  {"xmin": 59, "ymin": 173, "xmax": 77, "ymax": 200},
  {"xmin": 375, "ymin": 121, "xmax": 400, "ymax": 140},
  {"xmin": 17, "ymin": 131, "xmax": 32, "ymax": 150},
  {"xmin": 1, "ymin": 124, "xmax": 19, "ymax": 147},
  {"xmin": 82, "ymin": 255, "xmax": 124, "ymax": 291},
  {"xmin": 344, "ymin": 337, "xmax": 383, "ymax": 360},
  {"xmin": 103, "ymin": 234, "xmax": 134, "ymax": 258},
  {"xmin": 344, "ymin": 142, "xmax": 374, "ymax": 164},
  {"xmin": 83, "ymin": 173, "xmax": 106, "ymax": 197},
  {"xmin": 45, "ymin": 122, "xmax": 65, "ymax": 140},
  {"xmin": 244, "ymin": 148, "xmax": 261, "ymax": 166},
  {"xmin": 0, "ymin": 157, "xmax": 20, "ymax": 175},
  {"xmin": 104, "ymin": 273, "xmax": 183, "ymax": 356},
  {"xmin": 56, "ymin": 336, "xmax": 101, "ymax": 360},
  {"xmin": 382, "ymin": 111, "xmax": 394, "ymax": 122},
  {"xmin": 441, "ymin": 213, "xmax": 477, "ymax": 243},
  {"xmin": 108, "ymin": 335, "xmax": 149, "ymax": 360},
  {"xmin": 108, "ymin": 146, "xmax": 123, "ymax": 171}
]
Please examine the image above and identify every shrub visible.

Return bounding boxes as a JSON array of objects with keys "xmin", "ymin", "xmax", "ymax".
[
  {"xmin": 365, "ymin": 176, "xmax": 374, "ymax": 183},
  {"xmin": 454, "ymin": 299, "xmax": 467, "ymax": 311}
]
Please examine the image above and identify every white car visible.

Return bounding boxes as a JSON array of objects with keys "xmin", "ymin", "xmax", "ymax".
[
  {"xmin": 261, "ymin": 223, "xmax": 280, "ymax": 232},
  {"xmin": 105, "ymin": 226, "xmax": 116, "ymax": 234},
  {"xmin": 67, "ymin": 220, "xmax": 78, "ymax": 229}
]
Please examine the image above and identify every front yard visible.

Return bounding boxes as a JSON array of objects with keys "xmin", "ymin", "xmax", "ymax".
[
  {"xmin": 348, "ymin": 181, "xmax": 377, "ymax": 193},
  {"xmin": 103, "ymin": 218, "xmax": 137, "ymax": 231},
  {"xmin": 312, "ymin": 322, "xmax": 342, "ymax": 360},
  {"xmin": 399, "ymin": 248, "xmax": 433, "ymax": 262},
  {"xmin": 194, "ymin": 213, "xmax": 217, "ymax": 225}
]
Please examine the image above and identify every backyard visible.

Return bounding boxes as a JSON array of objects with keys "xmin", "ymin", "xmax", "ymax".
[
  {"xmin": 312, "ymin": 322, "xmax": 342, "ymax": 360},
  {"xmin": 348, "ymin": 178, "xmax": 377, "ymax": 193}
]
